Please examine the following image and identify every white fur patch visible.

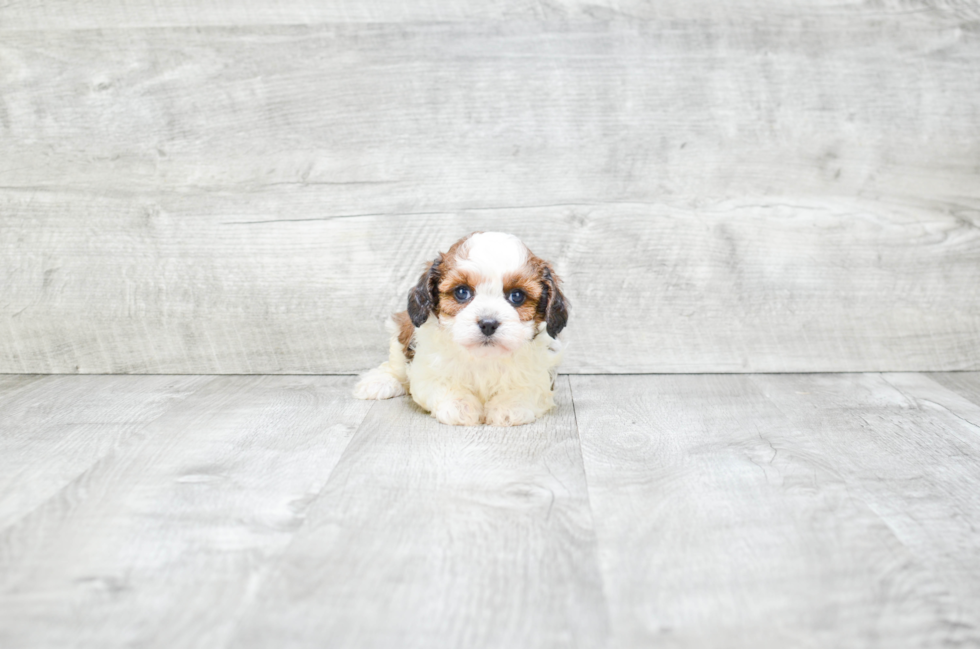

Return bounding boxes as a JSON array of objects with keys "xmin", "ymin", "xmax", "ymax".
[
  {"xmin": 457, "ymin": 232, "xmax": 528, "ymax": 280},
  {"xmin": 444, "ymin": 232, "xmax": 535, "ymax": 358},
  {"xmin": 352, "ymin": 365, "xmax": 406, "ymax": 400}
]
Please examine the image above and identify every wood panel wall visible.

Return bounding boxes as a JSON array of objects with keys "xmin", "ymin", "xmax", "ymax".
[{"xmin": 2, "ymin": 3, "xmax": 978, "ymax": 373}]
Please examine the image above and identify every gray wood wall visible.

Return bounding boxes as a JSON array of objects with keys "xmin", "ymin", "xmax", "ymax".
[{"xmin": 2, "ymin": 2, "xmax": 979, "ymax": 374}]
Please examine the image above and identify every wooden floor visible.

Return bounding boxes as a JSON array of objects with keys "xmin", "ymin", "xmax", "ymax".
[{"xmin": 2, "ymin": 372, "xmax": 980, "ymax": 648}]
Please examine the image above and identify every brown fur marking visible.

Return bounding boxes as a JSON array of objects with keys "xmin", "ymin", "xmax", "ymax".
[
  {"xmin": 502, "ymin": 265, "xmax": 545, "ymax": 322},
  {"xmin": 400, "ymin": 232, "xmax": 566, "ymax": 339},
  {"xmin": 393, "ymin": 310, "xmax": 416, "ymax": 361},
  {"xmin": 437, "ymin": 268, "xmax": 482, "ymax": 317},
  {"xmin": 432, "ymin": 233, "xmax": 479, "ymax": 318},
  {"xmin": 507, "ymin": 251, "xmax": 559, "ymax": 328}
]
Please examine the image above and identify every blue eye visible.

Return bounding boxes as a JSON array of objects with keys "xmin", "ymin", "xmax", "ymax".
[
  {"xmin": 507, "ymin": 289, "xmax": 526, "ymax": 306},
  {"xmin": 454, "ymin": 286, "xmax": 472, "ymax": 302}
]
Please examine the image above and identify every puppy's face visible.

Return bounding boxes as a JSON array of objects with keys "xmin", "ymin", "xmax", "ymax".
[{"xmin": 407, "ymin": 232, "xmax": 567, "ymax": 357}]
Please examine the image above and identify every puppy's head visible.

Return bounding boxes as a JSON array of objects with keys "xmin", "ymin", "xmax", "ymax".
[{"xmin": 407, "ymin": 232, "xmax": 567, "ymax": 357}]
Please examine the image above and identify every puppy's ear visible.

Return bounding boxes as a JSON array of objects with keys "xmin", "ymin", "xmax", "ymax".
[
  {"xmin": 407, "ymin": 255, "xmax": 443, "ymax": 327},
  {"xmin": 538, "ymin": 264, "xmax": 569, "ymax": 338}
]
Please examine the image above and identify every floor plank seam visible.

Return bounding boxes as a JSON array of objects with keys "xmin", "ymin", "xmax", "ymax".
[
  {"xmin": 881, "ymin": 373, "xmax": 980, "ymax": 433},
  {"xmin": 215, "ymin": 395, "xmax": 380, "ymax": 645},
  {"xmin": 565, "ymin": 375, "xmax": 615, "ymax": 645},
  {"xmin": 0, "ymin": 375, "xmax": 219, "ymax": 535}
]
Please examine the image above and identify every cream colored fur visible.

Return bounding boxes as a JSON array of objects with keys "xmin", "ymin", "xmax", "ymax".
[
  {"xmin": 414, "ymin": 318, "xmax": 561, "ymax": 425},
  {"xmin": 354, "ymin": 316, "xmax": 562, "ymax": 426}
]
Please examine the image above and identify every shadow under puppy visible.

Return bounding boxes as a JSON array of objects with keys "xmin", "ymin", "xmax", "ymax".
[{"xmin": 354, "ymin": 231, "xmax": 568, "ymax": 426}]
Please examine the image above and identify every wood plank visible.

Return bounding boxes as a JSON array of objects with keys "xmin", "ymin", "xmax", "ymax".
[
  {"xmin": 0, "ymin": 375, "xmax": 48, "ymax": 405},
  {"xmin": 887, "ymin": 373, "xmax": 980, "ymax": 437},
  {"xmin": 2, "ymin": 22, "xmax": 977, "ymax": 203},
  {"xmin": 229, "ymin": 377, "xmax": 609, "ymax": 649},
  {"xmin": 927, "ymin": 372, "xmax": 980, "ymax": 413},
  {"xmin": 572, "ymin": 373, "xmax": 980, "ymax": 648},
  {"xmin": 751, "ymin": 373, "xmax": 980, "ymax": 638},
  {"xmin": 3, "ymin": 193, "xmax": 978, "ymax": 374},
  {"xmin": 0, "ymin": 375, "xmax": 371, "ymax": 649},
  {"xmin": 0, "ymin": 374, "xmax": 210, "ymax": 530},
  {"xmin": 1, "ymin": 1, "xmax": 976, "ymax": 29},
  {"xmin": 2, "ymin": 19, "xmax": 978, "ymax": 374}
]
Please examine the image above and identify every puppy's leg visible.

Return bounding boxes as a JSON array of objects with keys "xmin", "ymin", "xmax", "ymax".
[
  {"xmin": 429, "ymin": 389, "xmax": 483, "ymax": 426},
  {"xmin": 353, "ymin": 364, "xmax": 406, "ymax": 400},
  {"xmin": 484, "ymin": 384, "xmax": 556, "ymax": 427},
  {"xmin": 353, "ymin": 321, "xmax": 410, "ymax": 400},
  {"xmin": 408, "ymin": 376, "xmax": 482, "ymax": 426}
]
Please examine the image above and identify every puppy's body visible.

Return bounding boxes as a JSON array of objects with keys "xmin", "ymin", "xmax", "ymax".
[{"xmin": 354, "ymin": 232, "xmax": 567, "ymax": 426}]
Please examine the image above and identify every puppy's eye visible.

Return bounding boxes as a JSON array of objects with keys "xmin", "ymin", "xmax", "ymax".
[
  {"xmin": 453, "ymin": 286, "xmax": 472, "ymax": 302},
  {"xmin": 507, "ymin": 289, "xmax": 526, "ymax": 306}
]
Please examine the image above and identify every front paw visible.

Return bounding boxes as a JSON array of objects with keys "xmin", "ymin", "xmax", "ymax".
[
  {"xmin": 353, "ymin": 368, "xmax": 406, "ymax": 400},
  {"xmin": 483, "ymin": 403, "xmax": 537, "ymax": 427},
  {"xmin": 432, "ymin": 396, "xmax": 482, "ymax": 426}
]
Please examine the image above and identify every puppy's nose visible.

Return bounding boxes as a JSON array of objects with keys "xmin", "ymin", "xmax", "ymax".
[{"xmin": 478, "ymin": 318, "xmax": 500, "ymax": 337}]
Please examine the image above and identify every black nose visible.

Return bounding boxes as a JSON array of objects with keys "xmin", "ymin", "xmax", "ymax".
[{"xmin": 478, "ymin": 318, "xmax": 500, "ymax": 337}]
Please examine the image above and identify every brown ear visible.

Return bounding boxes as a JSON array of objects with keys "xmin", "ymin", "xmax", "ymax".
[
  {"xmin": 407, "ymin": 255, "xmax": 443, "ymax": 327},
  {"xmin": 537, "ymin": 265, "xmax": 568, "ymax": 338}
]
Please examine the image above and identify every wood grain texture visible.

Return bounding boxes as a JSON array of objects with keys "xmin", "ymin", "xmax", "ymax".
[
  {"xmin": 229, "ymin": 377, "xmax": 609, "ymax": 649},
  {"xmin": 3, "ymin": 21, "xmax": 977, "ymax": 201},
  {"xmin": 890, "ymin": 372, "xmax": 980, "ymax": 436},
  {"xmin": 572, "ymin": 373, "xmax": 980, "ymax": 648},
  {"xmin": 752, "ymin": 372, "xmax": 980, "ymax": 643},
  {"xmin": 3, "ymin": 195, "xmax": 978, "ymax": 374},
  {"xmin": 0, "ymin": 375, "xmax": 47, "ymax": 405},
  {"xmin": 928, "ymin": 372, "xmax": 980, "ymax": 410},
  {"xmin": 0, "ymin": 375, "xmax": 371, "ymax": 649},
  {"xmin": 0, "ymin": 374, "xmax": 209, "ymax": 530},
  {"xmin": 2, "ymin": 17, "xmax": 979, "ymax": 374},
  {"xmin": 2, "ymin": 373, "xmax": 980, "ymax": 647},
  {"xmin": 2, "ymin": 1, "xmax": 978, "ymax": 29}
]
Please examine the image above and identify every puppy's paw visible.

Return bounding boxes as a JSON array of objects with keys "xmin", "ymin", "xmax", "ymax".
[
  {"xmin": 432, "ymin": 396, "xmax": 482, "ymax": 426},
  {"xmin": 483, "ymin": 403, "xmax": 538, "ymax": 427},
  {"xmin": 353, "ymin": 368, "xmax": 406, "ymax": 400}
]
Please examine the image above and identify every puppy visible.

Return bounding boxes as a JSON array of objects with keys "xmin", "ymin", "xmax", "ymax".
[{"xmin": 353, "ymin": 231, "xmax": 568, "ymax": 426}]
